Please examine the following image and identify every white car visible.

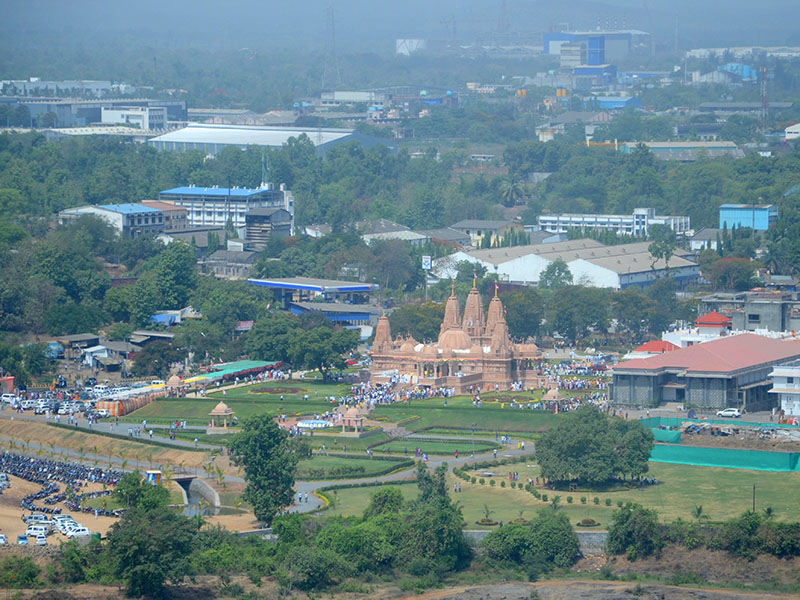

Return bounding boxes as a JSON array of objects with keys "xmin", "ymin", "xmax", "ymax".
[
  {"xmin": 66, "ymin": 527, "xmax": 90, "ymax": 539},
  {"xmin": 716, "ymin": 407, "xmax": 742, "ymax": 418},
  {"xmin": 0, "ymin": 394, "xmax": 17, "ymax": 404},
  {"xmin": 0, "ymin": 534, "xmax": 7, "ymax": 545},
  {"xmin": 20, "ymin": 399, "xmax": 36, "ymax": 410},
  {"xmin": 26, "ymin": 525, "xmax": 48, "ymax": 538},
  {"xmin": 35, "ymin": 535, "xmax": 47, "ymax": 546}
]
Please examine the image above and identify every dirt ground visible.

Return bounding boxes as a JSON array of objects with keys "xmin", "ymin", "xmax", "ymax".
[
  {"xmin": 0, "ymin": 476, "xmax": 120, "ymax": 541},
  {"xmin": 680, "ymin": 432, "xmax": 800, "ymax": 452}
]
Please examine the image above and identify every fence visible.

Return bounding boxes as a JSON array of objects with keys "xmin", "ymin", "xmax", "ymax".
[{"xmin": 650, "ymin": 444, "xmax": 800, "ymax": 471}]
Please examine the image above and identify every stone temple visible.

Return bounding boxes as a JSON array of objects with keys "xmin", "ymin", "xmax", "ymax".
[{"xmin": 370, "ymin": 282, "xmax": 543, "ymax": 393}]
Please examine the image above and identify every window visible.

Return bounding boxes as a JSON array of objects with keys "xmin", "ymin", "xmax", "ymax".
[
  {"xmin": 747, "ymin": 314, "xmax": 761, "ymax": 323},
  {"xmin": 788, "ymin": 377, "xmax": 795, "ymax": 384}
]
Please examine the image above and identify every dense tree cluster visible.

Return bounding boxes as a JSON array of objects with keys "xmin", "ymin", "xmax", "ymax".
[{"xmin": 536, "ymin": 406, "xmax": 654, "ymax": 486}]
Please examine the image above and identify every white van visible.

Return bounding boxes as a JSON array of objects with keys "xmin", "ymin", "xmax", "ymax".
[
  {"xmin": 26, "ymin": 525, "xmax": 48, "ymax": 538},
  {"xmin": 66, "ymin": 527, "xmax": 90, "ymax": 539},
  {"xmin": 93, "ymin": 385, "xmax": 110, "ymax": 397},
  {"xmin": 20, "ymin": 399, "xmax": 36, "ymax": 410},
  {"xmin": 0, "ymin": 394, "xmax": 16, "ymax": 404}
]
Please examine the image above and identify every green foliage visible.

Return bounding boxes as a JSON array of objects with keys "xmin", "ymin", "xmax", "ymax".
[
  {"xmin": 548, "ymin": 286, "xmax": 610, "ymax": 343},
  {"xmin": 0, "ymin": 555, "xmax": 40, "ymax": 588},
  {"xmin": 113, "ymin": 471, "xmax": 170, "ymax": 510},
  {"xmin": 131, "ymin": 341, "xmax": 182, "ymax": 378},
  {"xmin": 538, "ymin": 259, "xmax": 573, "ymax": 290},
  {"xmin": 388, "ymin": 302, "xmax": 446, "ymax": 342},
  {"xmin": 363, "ymin": 486, "xmax": 405, "ymax": 519},
  {"xmin": 501, "ymin": 287, "xmax": 544, "ymax": 340},
  {"xmin": 229, "ymin": 414, "xmax": 300, "ymax": 525},
  {"xmin": 536, "ymin": 406, "xmax": 653, "ymax": 486},
  {"xmin": 482, "ymin": 511, "xmax": 580, "ymax": 569},
  {"xmin": 606, "ymin": 504, "xmax": 664, "ymax": 560},
  {"xmin": 107, "ymin": 506, "xmax": 196, "ymax": 598}
]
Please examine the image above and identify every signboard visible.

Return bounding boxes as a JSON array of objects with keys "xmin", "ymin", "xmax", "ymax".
[{"xmin": 421, "ymin": 255, "xmax": 432, "ymax": 270}]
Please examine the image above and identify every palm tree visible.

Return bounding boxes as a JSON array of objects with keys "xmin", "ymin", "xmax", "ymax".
[
  {"xmin": 691, "ymin": 505, "xmax": 708, "ymax": 521},
  {"xmin": 499, "ymin": 176, "xmax": 524, "ymax": 207},
  {"xmin": 763, "ymin": 506, "xmax": 775, "ymax": 520}
]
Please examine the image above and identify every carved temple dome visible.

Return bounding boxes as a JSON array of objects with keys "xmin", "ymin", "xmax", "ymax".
[{"xmin": 438, "ymin": 327, "xmax": 473, "ymax": 351}]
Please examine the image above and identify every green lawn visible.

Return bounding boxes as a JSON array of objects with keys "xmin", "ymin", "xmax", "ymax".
[
  {"xmin": 371, "ymin": 438, "xmax": 498, "ymax": 456},
  {"xmin": 297, "ymin": 454, "xmax": 411, "ymax": 480},
  {"xmin": 321, "ymin": 462, "xmax": 800, "ymax": 528},
  {"xmin": 125, "ymin": 380, "xmax": 350, "ymax": 425}
]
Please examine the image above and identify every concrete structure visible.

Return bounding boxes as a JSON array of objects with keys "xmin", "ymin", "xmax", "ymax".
[
  {"xmin": 785, "ymin": 123, "xmax": 800, "ymax": 141},
  {"xmin": 449, "ymin": 220, "xmax": 524, "ymax": 248},
  {"xmin": 698, "ymin": 101, "xmax": 794, "ymax": 114},
  {"xmin": 244, "ymin": 208, "xmax": 292, "ymax": 250},
  {"xmin": 290, "ymin": 302, "xmax": 381, "ymax": 340},
  {"xmin": 58, "ymin": 204, "xmax": 164, "ymax": 239},
  {"xmin": 538, "ymin": 207, "xmax": 690, "ymax": 238},
  {"xmin": 560, "ymin": 43, "xmax": 587, "ymax": 68},
  {"xmin": 319, "ymin": 91, "xmax": 386, "ymax": 105},
  {"xmin": 248, "ymin": 277, "xmax": 378, "ymax": 307},
  {"xmin": 543, "ymin": 30, "xmax": 647, "ymax": 64},
  {"xmin": 619, "ymin": 141, "xmax": 744, "ymax": 161},
  {"xmin": 140, "ymin": 201, "xmax": 188, "ymax": 231},
  {"xmin": 0, "ymin": 96, "xmax": 186, "ymax": 128},
  {"xmin": 690, "ymin": 228, "xmax": 720, "ymax": 251},
  {"xmin": 202, "ymin": 250, "xmax": 257, "ymax": 279},
  {"xmin": 159, "ymin": 185, "xmax": 294, "ymax": 233},
  {"xmin": 100, "ymin": 106, "xmax": 166, "ymax": 130},
  {"xmin": 698, "ymin": 291, "xmax": 800, "ymax": 333},
  {"xmin": 719, "ymin": 204, "xmax": 778, "ymax": 231},
  {"xmin": 769, "ymin": 359, "xmax": 800, "ymax": 417},
  {"xmin": 370, "ymin": 283, "xmax": 543, "ymax": 393},
  {"xmin": 435, "ymin": 240, "xmax": 699, "ymax": 290},
  {"xmin": 0, "ymin": 79, "xmax": 122, "ymax": 97},
  {"xmin": 148, "ymin": 123, "xmax": 396, "ymax": 155},
  {"xmin": 611, "ymin": 334, "xmax": 800, "ymax": 411}
]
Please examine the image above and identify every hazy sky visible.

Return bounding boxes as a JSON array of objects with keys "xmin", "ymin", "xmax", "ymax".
[{"xmin": 4, "ymin": 0, "xmax": 799, "ymax": 49}]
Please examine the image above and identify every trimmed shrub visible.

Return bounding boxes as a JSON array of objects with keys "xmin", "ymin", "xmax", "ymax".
[{"xmin": 580, "ymin": 496, "xmax": 587, "ymax": 504}]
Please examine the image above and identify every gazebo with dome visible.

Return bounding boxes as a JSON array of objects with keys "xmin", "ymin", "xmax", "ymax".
[{"xmin": 208, "ymin": 401, "xmax": 235, "ymax": 433}]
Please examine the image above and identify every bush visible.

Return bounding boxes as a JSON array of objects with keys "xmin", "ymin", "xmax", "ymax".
[
  {"xmin": 500, "ymin": 481, "xmax": 506, "ymax": 488},
  {"xmin": 541, "ymin": 494, "xmax": 548, "ymax": 502},
  {"xmin": 479, "ymin": 478, "xmax": 485, "ymax": 485},
  {"xmin": 0, "ymin": 555, "xmax": 40, "ymax": 588},
  {"xmin": 490, "ymin": 479, "xmax": 496, "ymax": 487},
  {"xmin": 605, "ymin": 498, "xmax": 612, "ymax": 507},
  {"xmin": 482, "ymin": 511, "xmax": 580, "ymax": 569},
  {"xmin": 279, "ymin": 545, "xmax": 347, "ymax": 590},
  {"xmin": 566, "ymin": 496, "xmax": 573, "ymax": 504},
  {"xmin": 531, "ymin": 489, "xmax": 540, "ymax": 499},
  {"xmin": 510, "ymin": 481, "xmax": 516, "ymax": 489},
  {"xmin": 593, "ymin": 496, "xmax": 600, "ymax": 505},
  {"xmin": 580, "ymin": 496, "xmax": 587, "ymax": 504},
  {"xmin": 616, "ymin": 500, "xmax": 624, "ymax": 507},
  {"xmin": 471, "ymin": 477, "xmax": 476, "ymax": 484},
  {"xmin": 606, "ymin": 504, "xmax": 663, "ymax": 561}
]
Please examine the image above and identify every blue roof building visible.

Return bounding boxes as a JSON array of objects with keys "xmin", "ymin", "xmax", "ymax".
[
  {"xmin": 99, "ymin": 203, "xmax": 161, "ymax": 214},
  {"xmin": 719, "ymin": 204, "xmax": 778, "ymax": 231},
  {"xmin": 58, "ymin": 203, "xmax": 165, "ymax": 239}
]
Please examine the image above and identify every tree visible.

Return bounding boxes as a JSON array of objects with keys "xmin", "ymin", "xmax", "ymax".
[
  {"xmin": 131, "ymin": 341, "xmax": 181, "ymax": 378},
  {"xmin": 501, "ymin": 288, "xmax": 544, "ymax": 340},
  {"xmin": 113, "ymin": 471, "xmax": 170, "ymax": 510},
  {"xmin": 539, "ymin": 259, "xmax": 573, "ymax": 289},
  {"xmin": 483, "ymin": 510, "xmax": 579, "ymax": 569},
  {"xmin": 288, "ymin": 327, "xmax": 359, "ymax": 379},
  {"xmin": 613, "ymin": 288, "xmax": 656, "ymax": 341},
  {"xmin": 707, "ymin": 258, "xmax": 758, "ymax": 291},
  {"xmin": 388, "ymin": 302, "xmax": 445, "ymax": 342},
  {"xmin": 229, "ymin": 414, "xmax": 301, "ymax": 524},
  {"xmin": 648, "ymin": 224, "xmax": 676, "ymax": 274},
  {"xmin": 536, "ymin": 406, "xmax": 653, "ymax": 486},
  {"xmin": 548, "ymin": 286, "xmax": 610, "ymax": 343},
  {"xmin": 107, "ymin": 506, "xmax": 196, "ymax": 598},
  {"xmin": 606, "ymin": 503, "xmax": 663, "ymax": 560}
]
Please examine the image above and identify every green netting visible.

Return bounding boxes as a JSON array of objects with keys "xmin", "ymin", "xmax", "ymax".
[
  {"xmin": 650, "ymin": 444, "xmax": 800, "ymax": 471},
  {"xmin": 642, "ymin": 416, "xmax": 796, "ymax": 429},
  {"xmin": 651, "ymin": 428, "xmax": 681, "ymax": 443}
]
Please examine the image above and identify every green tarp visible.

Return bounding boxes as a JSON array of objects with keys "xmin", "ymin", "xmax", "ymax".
[
  {"xmin": 650, "ymin": 444, "xmax": 800, "ymax": 471},
  {"xmin": 651, "ymin": 428, "xmax": 681, "ymax": 443}
]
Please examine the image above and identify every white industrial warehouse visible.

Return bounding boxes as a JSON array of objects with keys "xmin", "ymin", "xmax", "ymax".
[
  {"xmin": 147, "ymin": 123, "xmax": 396, "ymax": 155},
  {"xmin": 433, "ymin": 239, "xmax": 699, "ymax": 290}
]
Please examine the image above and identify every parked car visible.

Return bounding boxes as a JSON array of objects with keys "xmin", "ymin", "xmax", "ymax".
[
  {"xmin": 0, "ymin": 394, "xmax": 17, "ymax": 404},
  {"xmin": 25, "ymin": 524, "xmax": 48, "ymax": 538},
  {"xmin": 66, "ymin": 527, "xmax": 90, "ymax": 539},
  {"xmin": 716, "ymin": 407, "xmax": 742, "ymax": 418},
  {"xmin": 0, "ymin": 534, "xmax": 7, "ymax": 545},
  {"xmin": 35, "ymin": 535, "xmax": 47, "ymax": 546},
  {"xmin": 16, "ymin": 535, "xmax": 27, "ymax": 545}
]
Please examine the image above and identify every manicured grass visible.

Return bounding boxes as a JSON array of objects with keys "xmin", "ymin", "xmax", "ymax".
[
  {"xmin": 296, "ymin": 454, "xmax": 411, "ymax": 480},
  {"xmin": 322, "ymin": 462, "xmax": 800, "ymax": 528},
  {"xmin": 322, "ymin": 482, "xmax": 419, "ymax": 518},
  {"xmin": 371, "ymin": 438, "xmax": 498, "ymax": 456},
  {"xmin": 306, "ymin": 431, "xmax": 390, "ymax": 452},
  {"xmin": 124, "ymin": 381, "xmax": 351, "ymax": 425},
  {"xmin": 371, "ymin": 401, "xmax": 560, "ymax": 434}
]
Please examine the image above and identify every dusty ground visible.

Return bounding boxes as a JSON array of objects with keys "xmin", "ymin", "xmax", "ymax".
[
  {"xmin": 0, "ymin": 476, "xmax": 120, "ymax": 540},
  {"xmin": 8, "ymin": 578, "xmax": 798, "ymax": 600},
  {"xmin": 398, "ymin": 581, "xmax": 799, "ymax": 600},
  {"xmin": 680, "ymin": 432, "xmax": 800, "ymax": 452},
  {"xmin": 609, "ymin": 546, "xmax": 800, "ymax": 587}
]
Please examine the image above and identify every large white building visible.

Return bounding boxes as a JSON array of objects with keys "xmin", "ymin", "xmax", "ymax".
[
  {"xmin": 538, "ymin": 207, "xmax": 690, "ymax": 237},
  {"xmin": 58, "ymin": 204, "xmax": 165, "ymax": 239},
  {"xmin": 769, "ymin": 359, "xmax": 800, "ymax": 417},
  {"xmin": 148, "ymin": 123, "xmax": 396, "ymax": 155},
  {"xmin": 101, "ymin": 106, "xmax": 166, "ymax": 130},
  {"xmin": 159, "ymin": 184, "xmax": 294, "ymax": 233},
  {"xmin": 433, "ymin": 239, "xmax": 699, "ymax": 290}
]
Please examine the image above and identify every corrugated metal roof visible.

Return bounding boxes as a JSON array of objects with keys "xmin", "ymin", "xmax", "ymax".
[
  {"xmin": 616, "ymin": 334, "xmax": 800, "ymax": 374},
  {"xmin": 99, "ymin": 203, "xmax": 161, "ymax": 215},
  {"xmin": 161, "ymin": 186, "xmax": 271, "ymax": 198},
  {"xmin": 149, "ymin": 123, "xmax": 355, "ymax": 147}
]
